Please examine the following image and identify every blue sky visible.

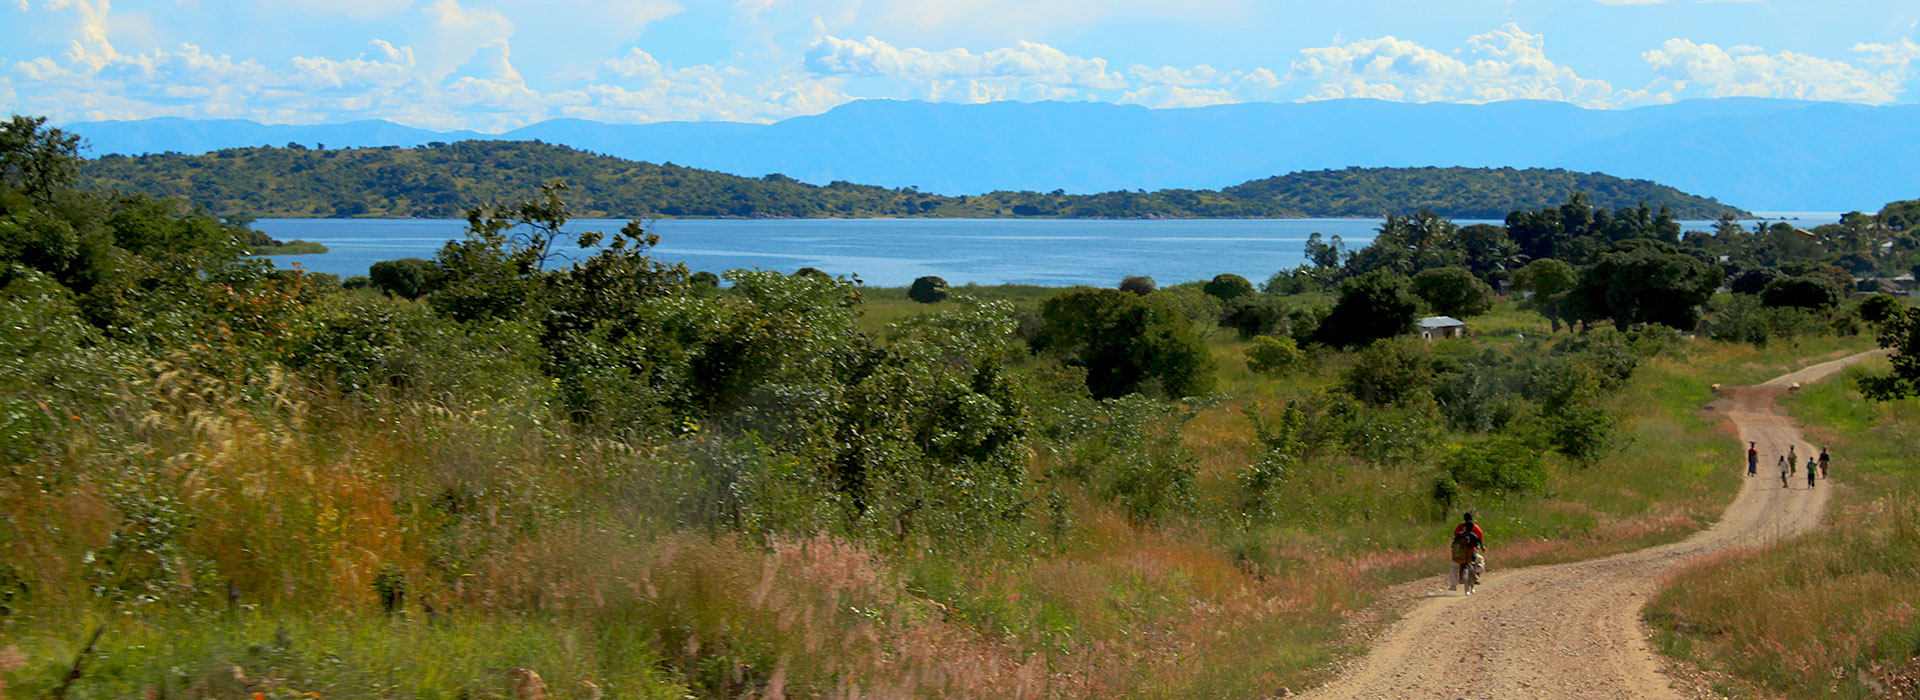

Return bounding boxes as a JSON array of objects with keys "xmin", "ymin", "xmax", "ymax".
[{"xmin": 4, "ymin": 0, "xmax": 1918, "ymax": 131}]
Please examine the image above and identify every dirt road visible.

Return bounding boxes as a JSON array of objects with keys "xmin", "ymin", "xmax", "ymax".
[{"xmin": 1300, "ymin": 350, "xmax": 1887, "ymax": 700}]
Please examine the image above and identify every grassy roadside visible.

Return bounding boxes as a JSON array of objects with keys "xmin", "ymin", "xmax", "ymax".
[
  {"xmin": 0, "ymin": 282, "xmax": 1878, "ymax": 700},
  {"xmin": 1648, "ymin": 358, "xmax": 1920, "ymax": 699}
]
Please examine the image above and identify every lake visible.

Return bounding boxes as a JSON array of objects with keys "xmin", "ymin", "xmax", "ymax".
[{"xmin": 257, "ymin": 214, "xmax": 1840, "ymax": 287}]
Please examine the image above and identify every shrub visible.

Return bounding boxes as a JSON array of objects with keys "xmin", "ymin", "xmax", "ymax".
[
  {"xmin": 1341, "ymin": 338, "xmax": 1432, "ymax": 406},
  {"xmin": 1245, "ymin": 335, "xmax": 1304, "ymax": 376},
  {"xmin": 1760, "ymin": 275, "xmax": 1842, "ymax": 310},
  {"xmin": 1221, "ymin": 295, "xmax": 1290, "ymax": 338},
  {"xmin": 1544, "ymin": 403, "xmax": 1615, "ymax": 464},
  {"xmin": 1442, "ymin": 436, "xmax": 1548, "ymax": 494},
  {"xmin": 367, "ymin": 257, "xmax": 440, "ymax": 300},
  {"xmin": 1707, "ymin": 294, "xmax": 1830, "ymax": 347},
  {"xmin": 907, "ymin": 275, "xmax": 950, "ymax": 303},
  {"xmin": 1202, "ymin": 273, "xmax": 1255, "ymax": 301},
  {"xmin": 1032, "ymin": 287, "xmax": 1216, "ymax": 399},
  {"xmin": 1119, "ymin": 275, "xmax": 1157, "ymax": 295},
  {"xmin": 1861, "ymin": 294, "xmax": 1902, "ymax": 324}
]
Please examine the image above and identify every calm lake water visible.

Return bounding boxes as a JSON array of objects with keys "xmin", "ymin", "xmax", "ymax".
[{"xmin": 257, "ymin": 214, "xmax": 1841, "ymax": 287}]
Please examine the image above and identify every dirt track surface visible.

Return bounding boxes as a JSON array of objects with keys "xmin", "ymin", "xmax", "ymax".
[{"xmin": 1299, "ymin": 350, "xmax": 1887, "ymax": 700}]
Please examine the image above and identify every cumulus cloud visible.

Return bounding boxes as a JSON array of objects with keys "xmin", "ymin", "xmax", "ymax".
[
  {"xmin": 1643, "ymin": 38, "xmax": 1918, "ymax": 103},
  {"xmin": 805, "ymin": 35, "xmax": 1126, "ymax": 89},
  {"xmin": 1288, "ymin": 23, "xmax": 1640, "ymax": 107}
]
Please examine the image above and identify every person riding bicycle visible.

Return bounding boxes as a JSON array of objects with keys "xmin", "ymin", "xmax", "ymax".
[{"xmin": 1450, "ymin": 512, "xmax": 1485, "ymax": 593}]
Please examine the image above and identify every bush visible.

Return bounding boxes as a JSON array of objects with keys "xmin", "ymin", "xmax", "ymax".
[
  {"xmin": 1032, "ymin": 287, "xmax": 1216, "ymax": 399},
  {"xmin": 907, "ymin": 275, "xmax": 950, "ymax": 303},
  {"xmin": 1544, "ymin": 403, "xmax": 1615, "ymax": 464},
  {"xmin": 1760, "ymin": 275, "xmax": 1843, "ymax": 310},
  {"xmin": 1442, "ymin": 436, "xmax": 1548, "ymax": 494},
  {"xmin": 1708, "ymin": 294, "xmax": 1831, "ymax": 347},
  {"xmin": 1202, "ymin": 273, "xmax": 1255, "ymax": 301},
  {"xmin": 1119, "ymin": 275, "xmax": 1157, "ymax": 295},
  {"xmin": 1861, "ymin": 294, "xmax": 1902, "ymax": 324},
  {"xmin": 1245, "ymin": 335, "xmax": 1304, "ymax": 375},
  {"xmin": 367, "ymin": 257, "xmax": 440, "ymax": 300},
  {"xmin": 1220, "ymin": 295, "xmax": 1290, "ymax": 338},
  {"xmin": 1341, "ymin": 338, "xmax": 1432, "ymax": 406}
]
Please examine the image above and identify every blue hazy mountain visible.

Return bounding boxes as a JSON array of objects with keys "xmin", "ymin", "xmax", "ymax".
[{"xmin": 64, "ymin": 98, "xmax": 1920, "ymax": 211}]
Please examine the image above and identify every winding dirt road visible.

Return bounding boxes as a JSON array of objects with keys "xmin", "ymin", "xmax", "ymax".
[{"xmin": 1300, "ymin": 349, "xmax": 1887, "ymax": 700}]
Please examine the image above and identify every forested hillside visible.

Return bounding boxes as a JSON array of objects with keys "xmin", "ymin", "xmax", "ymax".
[{"xmin": 77, "ymin": 140, "xmax": 1744, "ymax": 220}]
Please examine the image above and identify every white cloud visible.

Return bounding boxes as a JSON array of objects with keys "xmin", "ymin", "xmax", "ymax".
[
  {"xmin": 1643, "ymin": 38, "xmax": 1917, "ymax": 103},
  {"xmin": 1288, "ymin": 23, "xmax": 1638, "ymax": 108},
  {"xmin": 805, "ymin": 35, "xmax": 1127, "ymax": 89},
  {"xmin": 1118, "ymin": 84, "xmax": 1236, "ymax": 108},
  {"xmin": 1128, "ymin": 64, "xmax": 1223, "ymax": 87}
]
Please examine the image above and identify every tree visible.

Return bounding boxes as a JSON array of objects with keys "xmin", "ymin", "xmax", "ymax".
[
  {"xmin": 1119, "ymin": 275, "xmax": 1157, "ymax": 295},
  {"xmin": 1759, "ymin": 275, "xmax": 1842, "ymax": 311},
  {"xmin": 1861, "ymin": 294, "xmax": 1901, "ymax": 324},
  {"xmin": 1411, "ymin": 266, "xmax": 1495, "ymax": 318},
  {"xmin": 1568, "ymin": 242, "xmax": 1722, "ymax": 331},
  {"xmin": 1314, "ymin": 270, "xmax": 1419, "ymax": 348},
  {"xmin": 1220, "ymin": 295, "xmax": 1289, "ymax": 338},
  {"xmin": 1, "ymin": 115, "xmax": 82, "ymax": 204},
  {"xmin": 1858, "ymin": 306, "xmax": 1920, "ymax": 400},
  {"xmin": 1513, "ymin": 258, "xmax": 1577, "ymax": 298},
  {"xmin": 367, "ymin": 258, "xmax": 439, "ymax": 300},
  {"xmin": 1342, "ymin": 338, "xmax": 1431, "ymax": 405},
  {"xmin": 1032, "ymin": 288, "xmax": 1215, "ymax": 399},
  {"xmin": 1203, "ymin": 273, "xmax": 1254, "ymax": 301},
  {"xmin": 1729, "ymin": 267, "xmax": 1779, "ymax": 295},
  {"xmin": 1455, "ymin": 223, "xmax": 1521, "ymax": 284},
  {"xmin": 908, "ymin": 275, "xmax": 950, "ymax": 303}
]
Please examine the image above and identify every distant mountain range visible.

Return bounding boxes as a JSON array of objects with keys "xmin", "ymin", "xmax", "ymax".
[
  {"xmin": 62, "ymin": 97, "xmax": 1920, "ymax": 212},
  {"xmin": 76, "ymin": 141, "xmax": 1742, "ymax": 220}
]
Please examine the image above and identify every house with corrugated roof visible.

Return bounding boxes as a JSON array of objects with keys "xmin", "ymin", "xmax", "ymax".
[{"xmin": 1417, "ymin": 316, "xmax": 1466, "ymax": 340}]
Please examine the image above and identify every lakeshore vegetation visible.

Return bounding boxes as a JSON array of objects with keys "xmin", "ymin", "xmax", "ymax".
[
  {"xmin": 5, "ymin": 112, "xmax": 1919, "ymax": 699},
  {"xmin": 76, "ymin": 140, "xmax": 1744, "ymax": 220}
]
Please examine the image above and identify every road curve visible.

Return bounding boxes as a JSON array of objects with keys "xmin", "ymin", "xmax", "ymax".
[{"xmin": 1299, "ymin": 349, "xmax": 1887, "ymax": 700}]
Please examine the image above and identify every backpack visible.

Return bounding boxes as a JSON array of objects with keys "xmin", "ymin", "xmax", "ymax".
[{"xmin": 1451, "ymin": 528, "xmax": 1480, "ymax": 564}]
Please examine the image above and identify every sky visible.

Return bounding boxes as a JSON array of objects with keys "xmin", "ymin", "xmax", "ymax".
[{"xmin": 3, "ymin": 0, "xmax": 1919, "ymax": 132}]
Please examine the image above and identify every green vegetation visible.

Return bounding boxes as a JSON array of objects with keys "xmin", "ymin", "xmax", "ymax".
[
  {"xmin": 0, "ymin": 113, "xmax": 1895, "ymax": 700},
  {"xmin": 77, "ymin": 140, "xmax": 1744, "ymax": 220}
]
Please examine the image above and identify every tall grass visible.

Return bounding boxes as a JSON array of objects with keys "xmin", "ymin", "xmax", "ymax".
[{"xmin": 1649, "ymin": 361, "xmax": 1920, "ymax": 699}]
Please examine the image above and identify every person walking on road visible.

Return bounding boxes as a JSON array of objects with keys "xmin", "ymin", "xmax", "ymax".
[
  {"xmin": 1747, "ymin": 442, "xmax": 1758, "ymax": 476},
  {"xmin": 1819, "ymin": 447, "xmax": 1830, "ymax": 479},
  {"xmin": 1807, "ymin": 459, "xmax": 1818, "ymax": 488},
  {"xmin": 1781, "ymin": 455, "xmax": 1791, "ymax": 488},
  {"xmin": 1787, "ymin": 444, "xmax": 1798, "ymax": 475}
]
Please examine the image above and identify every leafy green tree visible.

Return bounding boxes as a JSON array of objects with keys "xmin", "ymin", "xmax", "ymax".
[
  {"xmin": 1, "ymin": 115, "xmax": 81, "ymax": 204},
  {"xmin": 1759, "ymin": 275, "xmax": 1842, "ymax": 311},
  {"xmin": 1341, "ymin": 337, "xmax": 1432, "ymax": 405},
  {"xmin": 1513, "ymin": 258, "xmax": 1576, "ymax": 330},
  {"xmin": 1220, "ymin": 295, "xmax": 1289, "ymax": 338},
  {"xmin": 1568, "ymin": 242, "xmax": 1721, "ymax": 330},
  {"xmin": 1858, "ymin": 306, "xmax": 1920, "ymax": 401},
  {"xmin": 1728, "ymin": 267, "xmax": 1779, "ymax": 295},
  {"xmin": 1314, "ymin": 270, "xmax": 1419, "ymax": 348},
  {"xmin": 1203, "ymin": 273, "xmax": 1254, "ymax": 301},
  {"xmin": 1032, "ymin": 288, "xmax": 1215, "ymax": 399},
  {"xmin": 367, "ymin": 258, "xmax": 439, "ymax": 300},
  {"xmin": 1411, "ymin": 266, "xmax": 1495, "ymax": 318},
  {"xmin": 1119, "ymin": 275, "xmax": 1156, "ymax": 295},
  {"xmin": 1860, "ymin": 294, "xmax": 1902, "ymax": 324},
  {"xmin": 1455, "ymin": 223, "xmax": 1521, "ymax": 284},
  {"xmin": 907, "ymin": 275, "xmax": 950, "ymax": 303}
]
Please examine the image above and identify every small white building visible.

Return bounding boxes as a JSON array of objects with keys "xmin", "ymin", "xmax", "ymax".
[{"xmin": 1417, "ymin": 316, "xmax": 1467, "ymax": 340}]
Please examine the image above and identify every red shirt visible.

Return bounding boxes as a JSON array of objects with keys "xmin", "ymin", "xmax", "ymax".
[{"xmin": 1454, "ymin": 522, "xmax": 1484, "ymax": 545}]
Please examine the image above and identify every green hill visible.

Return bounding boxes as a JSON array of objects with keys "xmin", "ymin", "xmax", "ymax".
[{"xmin": 78, "ymin": 140, "xmax": 1745, "ymax": 220}]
